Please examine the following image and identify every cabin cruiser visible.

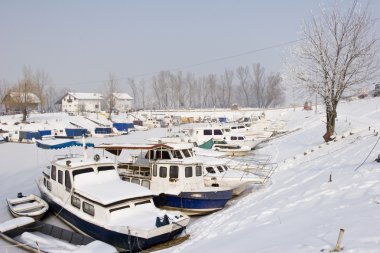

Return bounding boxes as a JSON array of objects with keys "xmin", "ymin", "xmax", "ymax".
[
  {"xmin": 36, "ymin": 139, "xmax": 189, "ymax": 252},
  {"xmin": 183, "ymin": 126, "xmax": 261, "ymax": 149},
  {"xmin": 201, "ymin": 160, "xmax": 269, "ymax": 196},
  {"xmin": 96, "ymin": 143, "xmax": 233, "ymax": 215}
]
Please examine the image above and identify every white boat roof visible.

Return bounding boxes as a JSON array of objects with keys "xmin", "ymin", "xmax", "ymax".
[
  {"xmin": 96, "ymin": 143, "xmax": 194, "ymax": 155},
  {"xmin": 54, "ymin": 156, "xmax": 114, "ymax": 169},
  {"xmin": 74, "ymin": 170, "xmax": 152, "ymax": 206}
]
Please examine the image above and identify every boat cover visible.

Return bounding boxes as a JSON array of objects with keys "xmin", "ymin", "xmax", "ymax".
[{"xmin": 36, "ymin": 139, "xmax": 94, "ymax": 150}]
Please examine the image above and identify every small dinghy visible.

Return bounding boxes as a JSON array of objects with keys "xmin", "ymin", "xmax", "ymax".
[
  {"xmin": 6, "ymin": 193, "xmax": 49, "ymax": 220},
  {"xmin": 0, "ymin": 217, "xmax": 118, "ymax": 253}
]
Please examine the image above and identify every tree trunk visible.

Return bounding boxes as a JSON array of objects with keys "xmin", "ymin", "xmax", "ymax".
[
  {"xmin": 22, "ymin": 107, "xmax": 27, "ymax": 122},
  {"xmin": 323, "ymin": 106, "xmax": 337, "ymax": 142}
]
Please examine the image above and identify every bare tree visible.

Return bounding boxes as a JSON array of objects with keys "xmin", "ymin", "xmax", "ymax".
[
  {"xmin": 104, "ymin": 73, "xmax": 119, "ymax": 120},
  {"xmin": 33, "ymin": 69, "xmax": 51, "ymax": 112},
  {"xmin": 292, "ymin": 0, "xmax": 379, "ymax": 142},
  {"xmin": 220, "ymin": 69, "xmax": 234, "ymax": 108},
  {"xmin": 265, "ymin": 72, "xmax": 284, "ymax": 107},
  {"xmin": 0, "ymin": 80, "xmax": 9, "ymax": 113},
  {"xmin": 8, "ymin": 67, "xmax": 40, "ymax": 121},
  {"xmin": 128, "ymin": 78, "xmax": 139, "ymax": 109},
  {"xmin": 252, "ymin": 63, "xmax": 266, "ymax": 108},
  {"xmin": 236, "ymin": 66, "xmax": 251, "ymax": 107}
]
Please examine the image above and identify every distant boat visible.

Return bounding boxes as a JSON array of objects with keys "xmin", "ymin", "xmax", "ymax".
[
  {"xmin": 6, "ymin": 193, "xmax": 49, "ymax": 220},
  {"xmin": 0, "ymin": 217, "xmax": 118, "ymax": 253}
]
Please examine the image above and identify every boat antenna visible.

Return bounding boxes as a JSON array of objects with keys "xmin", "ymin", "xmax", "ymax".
[{"xmin": 82, "ymin": 135, "xmax": 88, "ymax": 160}]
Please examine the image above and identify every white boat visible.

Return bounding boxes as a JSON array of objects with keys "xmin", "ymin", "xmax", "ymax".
[
  {"xmin": 6, "ymin": 194, "xmax": 49, "ymax": 220},
  {"xmin": 197, "ymin": 138, "xmax": 251, "ymax": 157},
  {"xmin": 36, "ymin": 139, "xmax": 190, "ymax": 252},
  {"xmin": 0, "ymin": 217, "xmax": 117, "ymax": 253},
  {"xmin": 201, "ymin": 161, "xmax": 268, "ymax": 196},
  {"xmin": 97, "ymin": 142, "xmax": 233, "ymax": 215}
]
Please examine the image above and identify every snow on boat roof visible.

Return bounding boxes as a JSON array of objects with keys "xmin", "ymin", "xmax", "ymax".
[
  {"xmin": 53, "ymin": 156, "xmax": 114, "ymax": 169},
  {"xmin": 74, "ymin": 169, "xmax": 152, "ymax": 206},
  {"xmin": 96, "ymin": 142, "xmax": 194, "ymax": 155},
  {"xmin": 36, "ymin": 139, "xmax": 94, "ymax": 150}
]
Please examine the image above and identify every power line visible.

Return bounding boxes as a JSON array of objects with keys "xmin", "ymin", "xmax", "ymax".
[{"xmin": 55, "ymin": 39, "xmax": 303, "ymax": 87}]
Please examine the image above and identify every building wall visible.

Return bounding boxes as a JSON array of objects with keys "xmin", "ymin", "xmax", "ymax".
[
  {"xmin": 114, "ymin": 99, "xmax": 133, "ymax": 112},
  {"xmin": 61, "ymin": 94, "xmax": 102, "ymax": 113}
]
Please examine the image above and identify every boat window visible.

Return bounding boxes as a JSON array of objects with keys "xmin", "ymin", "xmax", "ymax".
[
  {"xmin": 135, "ymin": 200, "xmax": 151, "ymax": 206},
  {"xmin": 238, "ymin": 126, "xmax": 245, "ymax": 129},
  {"xmin": 206, "ymin": 167, "xmax": 215, "ymax": 174},
  {"xmin": 217, "ymin": 166, "xmax": 224, "ymax": 173},
  {"xmin": 58, "ymin": 170, "xmax": 63, "ymax": 184},
  {"xmin": 182, "ymin": 149, "xmax": 191, "ymax": 157},
  {"xmin": 51, "ymin": 165, "xmax": 56, "ymax": 181},
  {"xmin": 196, "ymin": 166, "xmax": 202, "ymax": 176},
  {"xmin": 231, "ymin": 136, "xmax": 237, "ymax": 140},
  {"xmin": 98, "ymin": 166, "xmax": 115, "ymax": 172},
  {"xmin": 141, "ymin": 180, "xmax": 150, "ymax": 189},
  {"xmin": 238, "ymin": 136, "xmax": 244, "ymax": 140},
  {"xmin": 47, "ymin": 181, "xmax": 52, "ymax": 191},
  {"xmin": 231, "ymin": 126, "xmax": 237, "ymax": 129},
  {"xmin": 153, "ymin": 165, "xmax": 157, "ymax": 177},
  {"xmin": 83, "ymin": 202, "xmax": 95, "ymax": 216},
  {"xmin": 131, "ymin": 178, "xmax": 140, "ymax": 185},
  {"xmin": 223, "ymin": 165, "xmax": 229, "ymax": 171},
  {"xmin": 169, "ymin": 166, "xmax": 179, "ymax": 179},
  {"xmin": 145, "ymin": 150, "xmax": 155, "ymax": 159},
  {"xmin": 72, "ymin": 168, "xmax": 94, "ymax": 178},
  {"xmin": 156, "ymin": 150, "xmax": 171, "ymax": 160},
  {"xmin": 173, "ymin": 150, "xmax": 183, "ymax": 159},
  {"xmin": 185, "ymin": 167, "xmax": 193, "ymax": 178},
  {"xmin": 204, "ymin": 129, "xmax": 212, "ymax": 135},
  {"xmin": 109, "ymin": 205, "xmax": 130, "ymax": 213},
  {"xmin": 214, "ymin": 129, "xmax": 223, "ymax": 135},
  {"xmin": 159, "ymin": 167, "xmax": 167, "ymax": 178},
  {"xmin": 71, "ymin": 196, "xmax": 81, "ymax": 209},
  {"xmin": 65, "ymin": 171, "xmax": 72, "ymax": 191},
  {"xmin": 43, "ymin": 177, "xmax": 47, "ymax": 186}
]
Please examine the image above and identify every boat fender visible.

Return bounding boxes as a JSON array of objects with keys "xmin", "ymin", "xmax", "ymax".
[
  {"xmin": 155, "ymin": 193, "xmax": 167, "ymax": 207},
  {"xmin": 94, "ymin": 154, "xmax": 100, "ymax": 162}
]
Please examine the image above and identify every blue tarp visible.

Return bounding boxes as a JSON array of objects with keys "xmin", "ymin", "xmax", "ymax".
[
  {"xmin": 65, "ymin": 128, "xmax": 87, "ymax": 137},
  {"xmin": 95, "ymin": 127, "xmax": 112, "ymax": 134},
  {"xmin": 38, "ymin": 130, "xmax": 52, "ymax": 136},
  {"xmin": 219, "ymin": 117, "xmax": 227, "ymax": 123},
  {"xmin": 113, "ymin": 123, "xmax": 134, "ymax": 132},
  {"xmin": 20, "ymin": 131, "xmax": 41, "ymax": 140},
  {"xmin": 36, "ymin": 139, "xmax": 94, "ymax": 150}
]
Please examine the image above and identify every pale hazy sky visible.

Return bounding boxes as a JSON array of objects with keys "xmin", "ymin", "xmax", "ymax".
[{"xmin": 1, "ymin": 0, "xmax": 379, "ymax": 92}]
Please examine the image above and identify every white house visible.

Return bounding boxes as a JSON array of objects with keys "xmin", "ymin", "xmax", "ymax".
[
  {"xmin": 57, "ymin": 92, "xmax": 103, "ymax": 113},
  {"xmin": 112, "ymin": 93, "xmax": 134, "ymax": 112}
]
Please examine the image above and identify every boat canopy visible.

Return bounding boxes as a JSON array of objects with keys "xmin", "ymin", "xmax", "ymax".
[{"xmin": 36, "ymin": 139, "xmax": 94, "ymax": 150}]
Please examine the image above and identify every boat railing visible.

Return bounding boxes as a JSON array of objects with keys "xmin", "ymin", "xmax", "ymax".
[{"xmin": 54, "ymin": 154, "xmax": 82, "ymax": 160}]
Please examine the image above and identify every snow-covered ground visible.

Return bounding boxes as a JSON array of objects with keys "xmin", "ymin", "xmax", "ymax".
[{"xmin": 1, "ymin": 97, "xmax": 380, "ymax": 252}]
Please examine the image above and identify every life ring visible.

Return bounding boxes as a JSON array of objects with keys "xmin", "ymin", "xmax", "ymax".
[
  {"xmin": 94, "ymin": 154, "xmax": 100, "ymax": 162},
  {"xmin": 154, "ymin": 125, "xmax": 157, "ymax": 128}
]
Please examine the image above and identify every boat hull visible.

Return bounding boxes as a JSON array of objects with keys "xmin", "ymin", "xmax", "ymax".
[
  {"xmin": 38, "ymin": 189, "xmax": 185, "ymax": 251},
  {"xmin": 153, "ymin": 190, "xmax": 233, "ymax": 215}
]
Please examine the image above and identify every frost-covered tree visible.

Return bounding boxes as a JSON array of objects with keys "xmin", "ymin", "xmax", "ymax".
[{"xmin": 292, "ymin": 0, "xmax": 379, "ymax": 142}]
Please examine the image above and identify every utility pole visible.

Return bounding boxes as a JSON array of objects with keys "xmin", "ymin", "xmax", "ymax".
[{"xmin": 315, "ymin": 93, "xmax": 318, "ymax": 114}]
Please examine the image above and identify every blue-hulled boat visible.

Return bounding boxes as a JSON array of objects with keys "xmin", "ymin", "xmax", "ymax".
[
  {"xmin": 96, "ymin": 143, "xmax": 233, "ymax": 215},
  {"xmin": 35, "ymin": 140, "xmax": 190, "ymax": 251}
]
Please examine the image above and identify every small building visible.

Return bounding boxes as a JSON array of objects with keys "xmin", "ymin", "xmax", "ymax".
[
  {"xmin": 2, "ymin": 92, "xmax": 40, "ymax": 113},
  {"xmin": 112, "ymin": 93, "xmax": 134, "ymax": 112},
  {"xmin": 56, "ymin": 92, "xmax": 103, "ymax": 113}
]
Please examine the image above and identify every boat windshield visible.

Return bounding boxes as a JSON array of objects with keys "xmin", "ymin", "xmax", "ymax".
[
  {"xmin": 206, "ymin": 167, "xmax": 216, "ymax": 174},
  {"xmin": 182, "ymin": 149, "xmax": 191, "ymax": 157}
]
